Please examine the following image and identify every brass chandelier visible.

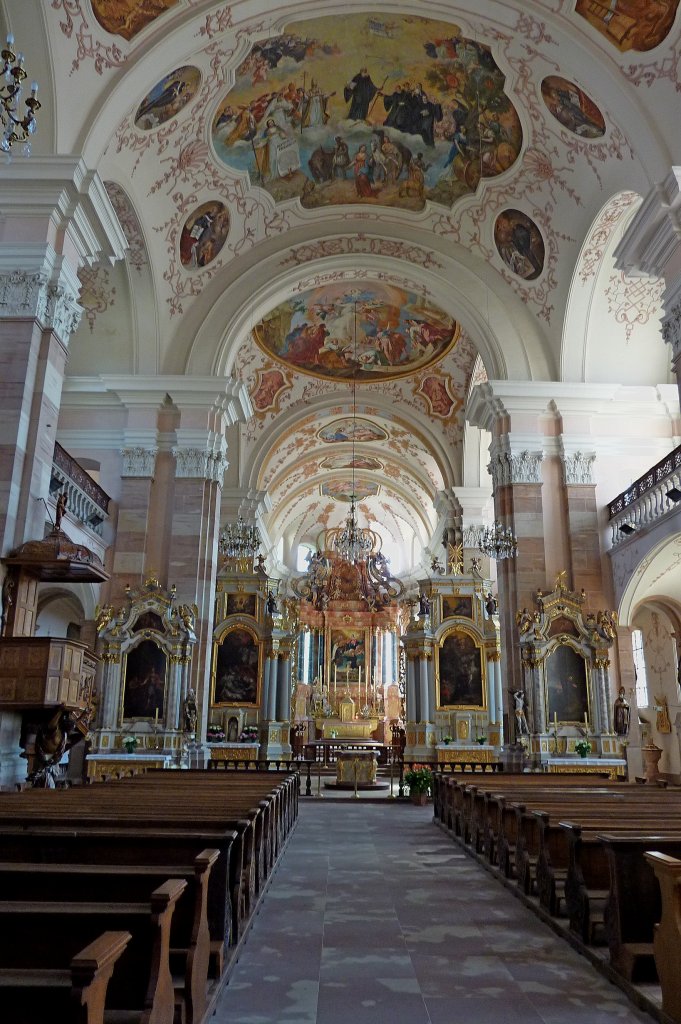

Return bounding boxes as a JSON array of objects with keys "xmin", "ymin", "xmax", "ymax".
[{"xmin": 0, "ymin": 34, "xmax": 39, "ymax": 157}]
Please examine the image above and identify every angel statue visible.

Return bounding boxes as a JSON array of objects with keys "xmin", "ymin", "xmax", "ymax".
[{"xmin": 516, "ymin": 608, "xmax": 533, "ymax": 635}]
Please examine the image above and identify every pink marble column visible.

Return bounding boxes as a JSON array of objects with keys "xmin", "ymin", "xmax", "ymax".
[{"xmin": 561, "ymin": 452, "xmax": 607, "ymax": 608}]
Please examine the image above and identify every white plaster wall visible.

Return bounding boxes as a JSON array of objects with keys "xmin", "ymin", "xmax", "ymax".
[{"xmin": 633, "ymin": 606, "xmax": 681, "ymax": 776}]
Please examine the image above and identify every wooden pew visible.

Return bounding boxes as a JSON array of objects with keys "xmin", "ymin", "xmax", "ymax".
[
  {"xmin": 2, "ymin": 930, "xmax": 131, "ymax": 1024},
  {"xmin": 0, "ymin": 878, "xmax": 186, "ymax": 1024},
  {"xmin": 0, "ymin": 849, "xmax": 218, "ymax": 1024},
  {"xmin": 645, "ymin": 851, "xmax": 681, "ymax": 1024}
]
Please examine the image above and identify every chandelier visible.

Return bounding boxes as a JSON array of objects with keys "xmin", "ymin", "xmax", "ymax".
[
  {"xmin": 331, "ymin": 301, "xmax": 375, "ymax": 565},
  {"xmin": 218, "ymin": 515, "xmax": 261, "ymax": 560},
  {"xmin": 479, "ymin": 521, "xmax": 518, "ymax": 561},
  {"xmin": 0, "ymin": 35, "xmax": 39, "ymax": 156}
]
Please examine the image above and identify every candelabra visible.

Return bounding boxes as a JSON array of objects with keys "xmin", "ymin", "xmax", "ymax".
[
  {"xmin": 0, "ymin": 34, "xmax": 39, "ymax": 157},
  {"xmin": 479, "ymin": 521, "xmax": 518, "ymax": 560}
]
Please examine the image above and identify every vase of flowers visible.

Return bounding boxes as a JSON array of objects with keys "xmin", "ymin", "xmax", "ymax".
[
  {"xmin": 122, "ymin": 735, "xmax": 138, "ymax": 755},
  {"xmin": 404, "ymin": 765, "xmax": 433, "ymax": 805},
  {"xmin": 239, "ymin": 725, "xmax": 259, "ymax": 743},
  {"xmin": 475, "ymin": 735, "xmax": 487, "ymax": 745},
  {"xmin": 575, "ymin": 738, "xmax": 592, "ymax": 758},
  {"xmin": 206, "ymin": 725, "xmax": 226, "ymax": 744},
  {"xmin": 442, "ymin": 735, "xmax": 453, "ymax": 745}
]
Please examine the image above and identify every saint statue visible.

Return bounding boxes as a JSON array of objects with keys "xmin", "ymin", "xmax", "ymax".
[
  {"xmin": 182, "ymin": 687, "xmax": 198, "ymax": 735},
  {"xmin": 55, "ymin": 492, "xmax": 68, "ymax": 529},
  {"xmin": 613, "ymin": 686, "xmax": 630, "ymax": 737},
  {"xmin": 513, "ymin": 689, "xmax": 529, "ymax": 736}
]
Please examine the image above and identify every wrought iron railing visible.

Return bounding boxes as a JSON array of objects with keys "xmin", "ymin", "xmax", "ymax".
[{"xmin": 607, "ymin": 443, "xmax": 681, "ymax": 545}]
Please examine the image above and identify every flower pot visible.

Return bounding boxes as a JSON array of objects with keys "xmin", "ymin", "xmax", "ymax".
[
  {"xmin": 410, "ymin": 792, "xmax": 429, "ymax": 806},
  {"xmin": 124, "ymin": 744, "xmax": 137, "ymax": 755},
  {"xmin": 577, "ymin": 750, "xmax": 587, "ymax": 758}
]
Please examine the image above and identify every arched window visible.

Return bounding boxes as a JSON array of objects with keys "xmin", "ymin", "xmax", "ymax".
[
  {"xmin": 297, "ymin": 544, "xmax": 313, "ymax": 573},
  {"xmin": 631, "ymin": 629, "xmax": 648, "ymax": 707}
]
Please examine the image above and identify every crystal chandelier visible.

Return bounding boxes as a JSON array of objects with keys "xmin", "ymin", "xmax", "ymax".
[
  {"xmin": 479, "ymin": 521, "xmax": 518, "ymax": 560},
  {"xmin": 218, "ymin": 515, "xmax": 261, "ymax": 560},
  {"xmin": 331, "ymin": 301, "xmax": 375, "ymax": 565},
  {"xmin": 0, "ymin": 34, "xmax": 39, "ymax": 157}
]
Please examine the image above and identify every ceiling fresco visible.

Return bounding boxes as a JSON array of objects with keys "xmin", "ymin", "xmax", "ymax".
[
  {"xmin": 540, "ymin": 77, "xmax": 606, "ymax": 139},
  {"xmin": 135, "ymin": 66, "xmax": 201, "ymax": 130},
  {"xmin": 253, "ymin": 282, "xmax": 459, "ymax": 382},
  {"xmin": 494, "ymin": 210, "xmax": 545, "ymax": 281},
  {"xmin": 575, "ymin": 0, "xmax": 681, "ymax": 52},
  {"xmin": 92, "ymin": 0, "xmax": 178, "ymax": 41},
  {"xmin": 211, "ymin": 13, "xmax": 523, "ymax": 212},
  {"xmin": 320, "ymin": 480, "xmax": 379, "ymax": 502}
]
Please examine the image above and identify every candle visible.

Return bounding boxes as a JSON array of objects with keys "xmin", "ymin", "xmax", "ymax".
[
  {"xmin": 334, "ymin": 665, "xmax": 337, "ymax": 685},
  {"xmin": 554, "ymin": 712, "xmax": 558, "ymax": 730},
  {"xmin": 584, "ymin": 711, "xmax": 588, "ymax": 727},
  {"xmin": 359, "ymin": 666, "xmax": 362, "ymax": 686},
  {"xmin": 154, "ymin": 707, "xmax": 159, "ymax": 726}
]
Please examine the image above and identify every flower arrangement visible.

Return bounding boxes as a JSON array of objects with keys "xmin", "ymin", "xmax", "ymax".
[
  {"xmin": 239, "ymin": 725, "xmax": 259, "ymax": 743},
  {"xmin": 122, "ymin": 734, "xmax": 138, "ymax": 754},
  {"xmin": 404, "ymin": 764, "xmax": 433, "ymax": 795},
  {"xmin": 442, "ymin": 735, "xmax": 453, "ymax": 745},
  {"xmin": 574, "ymin": 738, "xmax": 592, "ymax": 758},
  {"xmin": 206, "ymin": 725, "xmax": 226, "ymax": 743},
  {"xmin": 475, "ymin": 734, "xmax": 487, "ymax": 745}
]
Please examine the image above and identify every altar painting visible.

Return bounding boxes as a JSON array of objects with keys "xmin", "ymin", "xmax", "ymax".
[
  {"xmin": 225, "ymin": 593, "xmax": 257, "ymax": 617},
  {"xmin": 442, "ymin": 595, "xmax": 473, "ymax": 620},
  {"xmin": 210, "ymin": 13, "xmax": 522, "ymax": 211},
  {"xmin": 254, "ymin": 283, "xmax": 459, "ymax": 383},
  {"xmin": 212, "ymin": 627, "xmax": 260, "ymax": 706},
  {"xmin": 545, "ymin": 643, "xmax": 589, "ymax": 723},
  {"xmin": 437, "ymin": 629, "xmax": 484, "ymax": 708},
  {"xmin": 329, "ymin": 628, "xmax": 366, "ymax": 680},
  {"xmin": 122, "ymin": 639, "xmax": 167, "ymax": 719}
]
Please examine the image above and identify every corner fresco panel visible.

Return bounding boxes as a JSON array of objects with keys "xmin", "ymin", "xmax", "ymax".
[
  {"xmin": 575, "ymin": 1, "xmax": 680, "ymax": 53},
  {"xmin": 211, "ymin": 13, "xmax": 523, "ymax": 211}
]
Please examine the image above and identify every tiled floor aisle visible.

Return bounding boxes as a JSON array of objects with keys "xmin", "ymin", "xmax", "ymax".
[{"xmin": 213, "ymin": 801, "xmax": 652, "ymax": 1024}]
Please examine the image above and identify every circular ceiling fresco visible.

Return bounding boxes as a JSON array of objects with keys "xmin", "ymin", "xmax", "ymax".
[
  {"xmin": 540, "ymin": 76, "xmax": 606, "ymax": 138},
  {"xmin": 253, "ymin": 282, "xmax": 459, "ymax": 382},
  {"xmin": 135, "ymin": 65, "xmax": 201, "ymax": 130}
]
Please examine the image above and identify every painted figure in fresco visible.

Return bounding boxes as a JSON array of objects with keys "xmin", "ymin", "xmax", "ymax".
[
  {"xmin": 136, "ymin": 77, "xmax": 187, "ymax": 126},
  {"xmin": 353, "ymin": 145, "xmax": 377, "ymax": 197},
  {"xmin": 260, "ymin": 118, "xmax": 301, "ymax": 181},
  {"xmin": 613, "ymin": 687, "xmax": 631, "ymax": 737},
  {"xmin": 344, "ymin": 68, "xmax": 381, "ymax": 121},
  {"xmin": 332, "ymin": 137, "xmax": 350, "ymax": 178},
  {"xmin": 301, "ymin": 81, "xmax": 335, "ymax": 127}
]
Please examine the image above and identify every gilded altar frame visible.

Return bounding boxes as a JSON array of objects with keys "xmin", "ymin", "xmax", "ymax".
[
  {"xmin": 436, "ymin": 624, "xmax": 487, "ymax": 710},
  {"xmin": 327, "ymin": 626, "xmax": 369, "ymax": 685},
  {"xmin": 211, "ymin": 623, "xmax": 262, "ymax": 707}
]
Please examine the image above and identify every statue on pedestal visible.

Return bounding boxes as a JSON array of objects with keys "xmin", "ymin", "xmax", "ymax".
[
  {"xmin": 182, "ymin": 687, "xmax": 198, "ymax": 735},
  {"xmin": 512, "ymin": 689, "xmax": 529, "ymax": 737},
  {"xmin": 613, "ymin": 686, "xmax": 630, "ymax": 737}
]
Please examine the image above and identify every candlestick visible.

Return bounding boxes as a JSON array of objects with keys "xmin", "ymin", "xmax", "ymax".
[
  {"xmin": 154, "ymin": 707, "xmax": 159, "ymax": 726},
  {"xmin": 334, "ymin": 665, "xmax": 337, "ymax": 685},
  {"xmin": 553, "ymin": 711, "xmax": 558, "ymax": 730},
  {"xmin": 584, "ymin": 711, "xmax": 588, "ymax": 728},
  {"xmin": 359, "ymin": 666, "xmax": 362, "ymax": 685}
]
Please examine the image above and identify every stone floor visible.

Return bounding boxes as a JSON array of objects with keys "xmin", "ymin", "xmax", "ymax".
[{"xmin": 213, "ymin": 800, "xmax": 652, "ymax": 1024}]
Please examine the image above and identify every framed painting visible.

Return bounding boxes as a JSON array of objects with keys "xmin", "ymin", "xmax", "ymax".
[
  {"xmin": 437, "ymin": 628, "xmax": 485, "ymax": 709},
  {"xmin": 122, "ymin": 639, "xmax": 167, "ymax": 719},
  {"xmin": 545, "ymin": 642, "xmax": 589, "ymax": 723},
  {"xmin": 441, "ymin": 595, "xmax": 473, "ymax": 620},
  {"xmin": 328, "ymin": 627, "xmax": 367, "ymax": 682},
  {"xmin": 212, "ymin": 626, "xmax": 260, "ymax": 706},
  {"xmin": 226, "ymin": 593, "xmax": 257, "ymax": 617}
]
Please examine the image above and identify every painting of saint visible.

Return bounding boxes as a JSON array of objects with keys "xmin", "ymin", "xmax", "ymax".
[
  {"xmin": 320, "ymin": 454, "xmax": 383, "ymax": 471},
  {"xmin": 211, "ymin": 13, "xmax": 522, "ymax": 212},
  {"xmin": 122, "ymin": 639, "xmax": 167, "ymax": 719},
  {"xmin": 442, "ymin": 595, "xmax": 473, "ymax": 620},
  {"xmin": 417, "ymin": 375, "xmax": 457, "ymax": 418},
  {"xmin": 575, "ymin": 0, "xmax": 680, "ymax": 53},
  {"xmin": 132, "ymin": 610, "xmax": 164, "ymax": 633},
  {"xmin": 321, "ymin": 480, "xmax": 378, "ymax": 502},
  {"xmin": 134, "ymin": 66, "xmax": 201, "ymax": 130},
  {"xmin": 213, "ymin": 627, "xmax": 260, "ymax": 706},
  {"xmin": 329, "ymin": 629, "xmax": 366, "ymax": 678},
  {"xmin": 545, "ymin": 643, "xmax": 589, "ymax": 723},
  {"xmin": 179, "ymin": 202, "xmax": 230, "ymax": 269},
  {"xmin": 93, "ymin": 0, "xmax": 178, "ymax": 41},
  {"xmin": 318, "ymin": 418, "xmax": 387, "ymax": 443},
  {"xmin": 437, "ymin": 630, "xmax": 484, "ymax": 708},
  {"xmin": 494, "ymin": 210, "xmax": 545, "ymax": 281},
  {"xmin": 541, "ymin": 77, "xmax": 606, "ymax": 139},
  {"xmin": 251, "ymin": 368, "xmax": 289, "ymax": 412},
  {"xmin": 255, "ymin": 282, "xmax": 459, "ymax": 382},
  {"xmin": 225, "ymin": 593, "xmax": 257, "ymax": 617}
]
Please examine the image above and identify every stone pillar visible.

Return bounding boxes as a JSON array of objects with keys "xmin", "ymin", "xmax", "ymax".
[
  {"xmin": 560, "ymin": 448, "xmax": 607, "ymax": 607},
  {"xmin": 405, "ymin": 652, "xmax": 418, "ymax": 721},
  {"xmin": 418, "ymin": 654, "xmax": 429, "ymax": 722},
  {"xmin": 113, "ymin": 445, "xmax": 159, "ymax": 592}
]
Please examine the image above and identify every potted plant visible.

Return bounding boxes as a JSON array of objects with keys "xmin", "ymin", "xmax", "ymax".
[
  {"xmin": 475, "ymin": 734, "xmax": 487, "ymax": 745},
  {"xmin": 442, "ymin": 735, "xmax": 453, "ymax": 745},
  {"xmin": 122, "ymin": 734, "xmax": 138, "ymax": 755},
  {"xmin": 206, "ymin": 724, "xmax": 226, "ymax": 743},
  {"xmin": 239, "ymin": 725, "xmax": 259, "ymax": 743},
  {"xmin": 574, "ymin": 738, "xmax": 592, "ymax": 759},
  {"xmin": 404, "ymin": 764, "xmax": 433, "ymax": 805}
]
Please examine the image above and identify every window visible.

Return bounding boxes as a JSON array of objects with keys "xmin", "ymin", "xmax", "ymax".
[
  {"xmin": 296, "ymin": 544, "xmax": 313, "ymax": 573},
  {"xmin": 631, "ymin": 629, "xmax": 648, "ymax": 707}
]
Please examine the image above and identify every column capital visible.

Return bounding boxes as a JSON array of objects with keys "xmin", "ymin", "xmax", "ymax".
[
  {"xmin": 488, "ymin": 439, "xmax": 543, "ymax": 488},
  {"xmin": 120, "ymin": 446, "xmax": 158, "ymax": 478},
  {"xmin": 0, "ymin": 267, "xmax": 82, "ymax": 344},
  {"xmin": 561, "ymin": 449, "xmax": 596, "ymax": 486}
]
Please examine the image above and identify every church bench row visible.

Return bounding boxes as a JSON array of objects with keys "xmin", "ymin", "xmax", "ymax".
[
  {"xmin": 432, "ymin": 773, "xmax": 681, "ymax": 990},
  {"xmin": 0, "ymin": 773, "xmax": 299, "ymax": 1022},
  {"xmin": 1, "ymin": 930, "xmax": 131, "ymax": 1024},
  {"xmin": 0, "ymin": 849, "xmax": 218, "ymax": 1024},
  {"xmin": 645, "ymin": 851, "xmax": 681, "ymax": 1024},
  {"xmin": 1, "ymin": 879, "xmax": 185, "ymax": 1024}
]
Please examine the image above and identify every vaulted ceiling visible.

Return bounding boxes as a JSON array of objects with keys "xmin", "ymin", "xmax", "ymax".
[{"xmin": 6, "ymin": 0, "xmax": 676, "ymax": 570}]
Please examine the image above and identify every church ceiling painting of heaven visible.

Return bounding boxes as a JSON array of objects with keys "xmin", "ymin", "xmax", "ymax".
[
  {"xmin": 253, "ymin": 282, "xmax": 460, "ymax": 382},
  {"xmin": 211, "ymin": 13, "xmax": 523, "ymax": 212}
]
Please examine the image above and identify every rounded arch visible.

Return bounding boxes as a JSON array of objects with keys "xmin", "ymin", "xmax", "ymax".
[{"xmin": 616, "ymin": 532, "xmax": 681, "ymax": 628}]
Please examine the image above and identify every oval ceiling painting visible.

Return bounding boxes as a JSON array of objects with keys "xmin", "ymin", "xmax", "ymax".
[
  {"xmin": 494, "ymin": 209, "xmax": 545, "ymax": 281},
  {"xmin": 321, "ymin": 480, "xmax": 379, "ymax": 502},
  {"xmin": 179, "ymin": 201, "xmax": 230, "ymax": 269},
  {"xmin": 576, "ymin": 0, "xmax": 680, "ymax": 53},
  {"xmin": 254, "ymin": 282, "xmax": 459, "ymax": 382},
  {"xmin": 211, "ymin": 12, "xmax": 522, "ymax": 212},
  {"xmin": 540, "ymin": 76, "xmax": 606, "ymax": 139},
  {"xmin": 94, "ymin": 0, "xmax": 178, "ymax": 41},
  {"xmin": 135, "ymin": 66, "xmax": 201, "ymax": 130},
  {"xmin": 318, "ymin": 419, "xmax": 388, "ymax": 444},
  {"xmin": 320, "ymin": 454, "xmax": 383, "ymax": 471}
]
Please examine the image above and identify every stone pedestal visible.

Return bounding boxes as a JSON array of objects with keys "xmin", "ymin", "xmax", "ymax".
[
  {"xmin": 261, "ymin": 721, "xmax": 291, "ymax": 761},
  {"xmin": 642, "ymin": 743, "xmax": 663, "ymax": 782},
  {"xmin": 404, "ymin": 721, "xmax": 438, "ymax": 763}
]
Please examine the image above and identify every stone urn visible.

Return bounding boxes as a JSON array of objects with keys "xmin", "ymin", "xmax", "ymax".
[{"xmin": 642, "ymin": 743, "xmax": 663, "ymax": 783}]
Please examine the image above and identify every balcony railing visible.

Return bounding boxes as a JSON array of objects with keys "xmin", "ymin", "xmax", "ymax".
[
  {"xmin": 50, "ymin": 442, "xmax": 111, "ymax": 537},
  {"xmin": 608, "ymin": 443, "xmax": 681, "ymax": 546}
]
